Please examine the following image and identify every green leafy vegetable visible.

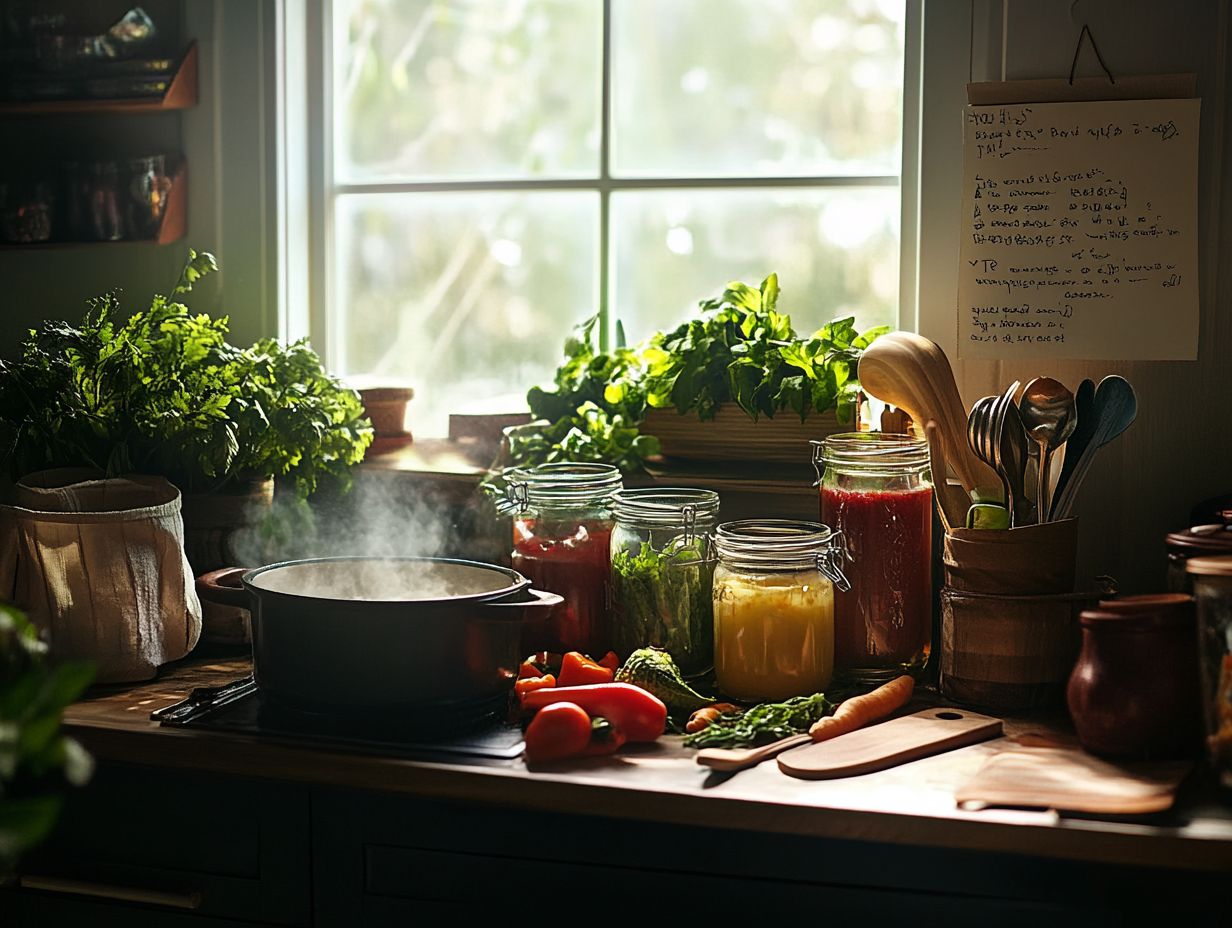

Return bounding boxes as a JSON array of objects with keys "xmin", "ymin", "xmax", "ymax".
[
  {"xmin": 496, "ymin": 315, "xmax": 659, "ymax": 477},
  {"xmin": 681, "ymin": 692, "xmax": 832, "ymax": 749},
  {"xmin": 0, "ymin": 605, "xmax": 93, "ymax": 874},
  {"xmin": 494, "ymin": 273, "xmax": 890, "ymax": 477},
  {"xmin": 611, "ymin": 542, "xmax": 713, "ymax": 677},
  {"xmin": 643, "ymin": 273, "xmax": 891, "ymax": 425},
  {"xmin": 0, "ymin": 251, "xmax": 373, "ymax": 496}
]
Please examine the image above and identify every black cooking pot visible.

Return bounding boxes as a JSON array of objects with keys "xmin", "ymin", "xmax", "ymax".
[{"xmin": 204, "ymin": 556, "xmax": 561, "ymax": 714}]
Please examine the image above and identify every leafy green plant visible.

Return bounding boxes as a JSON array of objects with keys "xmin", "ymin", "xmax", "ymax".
[
  {"xmin": 502, "ymin": 315, "xmax": 659, "ymax": 473},
  {"xmin": 0, "ymin": 605, "xmax": 93, "ymax": 875},
  {"xmin": 0, "ymin": 251, "xmax": 372, "ymax": 496},
  {"xmin": 643, "ymin": 273, "xmax": 890, "ymax": 424},
  {"xmin": 495, "ymin": 273, "xmax": 891, "ymax": 476}
]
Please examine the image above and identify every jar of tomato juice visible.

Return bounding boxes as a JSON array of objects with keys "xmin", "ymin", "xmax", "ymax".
[
  {"xmin": 498, "ymin": 463, "xmax": 622, "ymax": 655},
  {"xmin": 813, "ymin": 433, "xmax": 933, "ymax": 683}
]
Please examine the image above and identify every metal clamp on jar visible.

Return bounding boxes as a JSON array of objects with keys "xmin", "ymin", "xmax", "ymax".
[
  {"xmin": 493, "ymin": 463, "xmax": 623, "ymax": 655},
  {"xmin": 712, "ymin": 519, "xmax": 850, "ymax": 702},
  {"xmin": 609, "ymin": 488, "xmax": 720, "ymax": 678}
]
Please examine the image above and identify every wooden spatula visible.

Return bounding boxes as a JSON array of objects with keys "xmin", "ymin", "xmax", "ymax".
[{"xmin": 777, "ymin": 708, "xmax": 1003, "ymax": 780}]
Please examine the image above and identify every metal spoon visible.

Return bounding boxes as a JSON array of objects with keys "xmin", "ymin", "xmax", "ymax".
[
  {"xmin": 990, "ymin": 381, "xmax": 1024, "ymax": 526},
  {"xmin": 1019, "ymin": 377, "xmax": 1077, "ymax": 523},
  {"xmin": 967, "ymin": 395, "xmax": 1006, "ymax": 506}
]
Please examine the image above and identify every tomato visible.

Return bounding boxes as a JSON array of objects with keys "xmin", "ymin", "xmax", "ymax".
[
  {"xmin": 523, "ymin": 702, "xmax": 592, "ymax": 764},
  {"xmin": 557, "ymin": 651, "xmax": 614, "ymax": 688}
]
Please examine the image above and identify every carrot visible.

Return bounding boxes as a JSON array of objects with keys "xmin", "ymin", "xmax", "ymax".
[
  {"xmin": 685, "ymin": 702, "xmax": 740, "ymax": 734},
  {"xmin": 808, "ymin": 675, "xmax": 915, "ymax": 742}
]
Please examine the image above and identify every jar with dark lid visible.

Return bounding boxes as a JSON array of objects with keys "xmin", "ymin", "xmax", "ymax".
[
  {"xmin": 1187, "ymin": 555, "xmax": 1232, "ymax": 787},
  {"xmin": 1067, "ymin": 594, "xmax": 1203, "ymax": 759},
  {"xmin": 609, "ymin": 488, "xmax": 719, "ymax": 677},
  {"xmin": 1166, "ymin": 521, "xmax": 1232, "ymax": 593},
  {"xmin": 495, "ymin": 463, "xmax": 622, "ymax": 655}
]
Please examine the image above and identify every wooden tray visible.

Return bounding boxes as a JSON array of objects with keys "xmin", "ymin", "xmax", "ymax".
[{"xmin": 641, "ymin": 406, "xmax": 847, "ymax": 465}]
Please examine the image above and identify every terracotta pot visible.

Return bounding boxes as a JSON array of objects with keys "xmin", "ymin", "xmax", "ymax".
[
  {"xmin": 359, "ymin": 386, "xmax": 414, "ymax": 437},
  {"xmin": 1067, "ymin": 594, "xmax": 1204, "ymax": 759}
]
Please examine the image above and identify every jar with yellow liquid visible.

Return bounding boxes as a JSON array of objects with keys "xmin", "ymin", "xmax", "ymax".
[{"xmin": 712, "ymin": 520, "xmax": 852, "ymax": 702}]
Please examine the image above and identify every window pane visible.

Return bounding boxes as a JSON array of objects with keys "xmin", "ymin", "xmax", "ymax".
[
  {"xmin": 334, "ymin": 0, "xmax": 602, "ymax": 182},
  {"xmin": 611, "ymin": 0, "xmax": 904, "ymax": 177},
  {"xmin": 336, "ymin": 192, "xmax": 598, "ymax": 436},
  {"xmin": 610, "ymin": 187, "xmax": 899, "ymax": 342}
]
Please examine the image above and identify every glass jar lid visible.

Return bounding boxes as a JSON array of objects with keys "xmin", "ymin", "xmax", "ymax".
[
  {"xmin": 610, "ymin": 487, "xmax": 719, "ymax": 529},
  {"xmin": 1185, "ymin": 555, "xmax": 1232, "ymax": 577},
  {"xmin": 812, "ymin": 432, "xmax": 930, "ymax": 474},
  {"xmin": 495, "ymin": 462, "xmax": 622, "ymax": 515},
  {"xmin": 713, "ymin": 519, "xmax": 850, "ymax": 590},
  {"xmin": 1166, "ymin": 524, "xmax": 1232, "ymax": 556}
]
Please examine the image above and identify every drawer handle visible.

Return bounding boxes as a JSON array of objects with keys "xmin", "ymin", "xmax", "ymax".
[{"xmin": 19, "ymin": 874, "xmax": 203, "ymax": 910}]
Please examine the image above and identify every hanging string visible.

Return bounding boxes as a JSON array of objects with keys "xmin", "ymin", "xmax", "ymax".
[{"xmin": 1069, "ymin": 23, "xmax": 1116, "ymax": 85}]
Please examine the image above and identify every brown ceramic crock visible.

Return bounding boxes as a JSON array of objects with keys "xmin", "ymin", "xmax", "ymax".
[{"xmin": 1067, "ymin": 594, "xmax": 1204, "ymax": 759}]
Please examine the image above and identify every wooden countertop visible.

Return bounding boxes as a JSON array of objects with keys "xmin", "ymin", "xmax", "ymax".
[{"xmin": 63, "ymin": 656, "xmax": 1232, "ymax": 873}]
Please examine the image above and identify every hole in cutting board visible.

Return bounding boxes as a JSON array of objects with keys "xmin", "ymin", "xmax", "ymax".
[{"xmin": 935, "ymin": 711, "xmax": 963, "ymax": 720}]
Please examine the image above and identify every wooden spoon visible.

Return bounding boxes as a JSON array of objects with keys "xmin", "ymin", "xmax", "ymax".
[
  {"xmin": 858, "ymin": 332, "xmax": 997, "ymax": 493},
  {"xmin": 926, "ymin": 420, "xmax": 968, "ymax": 533}
]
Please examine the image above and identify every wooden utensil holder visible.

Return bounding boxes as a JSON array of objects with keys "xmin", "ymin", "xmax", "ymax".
[{"xmin": 939, "ymin": 519, "xmax": 1100, "ymax": 712}]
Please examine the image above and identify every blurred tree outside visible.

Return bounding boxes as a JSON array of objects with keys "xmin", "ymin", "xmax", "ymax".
[{"xmin": 332, "ymin": 0, "xmax": 904, "ymax": 436}]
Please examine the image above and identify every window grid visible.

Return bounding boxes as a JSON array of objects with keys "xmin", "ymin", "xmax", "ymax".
[{"xmin": 325, "ymin": 0, "xmax": 902, "ymax": 361}]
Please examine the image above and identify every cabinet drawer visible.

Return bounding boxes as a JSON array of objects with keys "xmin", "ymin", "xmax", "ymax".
[
  {"xmin": 12, "ymin": 763, "xmax": 310, "ymax": 927},
  {"xmin": 312, "ymin": 791, "xmax": 1123, "ymax": 925}
]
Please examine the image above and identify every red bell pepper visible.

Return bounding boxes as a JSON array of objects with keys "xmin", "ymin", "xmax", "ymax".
[
  {"xmin": 582, "ymin": 717, "xmax": 627, "ymax": 756},
  {"xmin": 517, "ymin": 660, "xmax": 543, "ymax": 680},
  {"xmin": 514, "ymin": 673, "xmax": 556, "ymax": 701},
  {"xmin": 557, "ymin": 651, "xmax": 614, "ymax": 688},
  {"xmin": 597, "ymin": 651, "xmax": 620, "ymax": 672},
  {"xmin": 523, "ymin": 702, "xmax": 591, "ymax": 764},
  {"xmin": 521, "ymin": 683, "xmax": 666, "ymax": 742}
]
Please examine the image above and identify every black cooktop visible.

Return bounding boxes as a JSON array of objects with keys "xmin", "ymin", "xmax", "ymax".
[{"xmin": 151, "ymin": 677, "xmax": 525, "ymax": 763}]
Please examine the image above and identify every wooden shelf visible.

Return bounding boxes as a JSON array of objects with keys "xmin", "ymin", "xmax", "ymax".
[
  {"xmin": 0, "ymin": 160, "xmax": 187, "ymax": 250},
  {"xmin": 0, "ymin": 41, "xmax": 197, "ymax": 116}
]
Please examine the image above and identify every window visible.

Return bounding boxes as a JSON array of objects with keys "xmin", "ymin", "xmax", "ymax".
[{"xmin": 325, "ymin": 0, "xmax": 906, "ymax": 436}]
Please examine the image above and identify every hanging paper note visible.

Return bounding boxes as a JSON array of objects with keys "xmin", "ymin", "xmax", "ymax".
[{"xmin": 958, "ymin": 97, "xmax": 1200, "ymax": 359}]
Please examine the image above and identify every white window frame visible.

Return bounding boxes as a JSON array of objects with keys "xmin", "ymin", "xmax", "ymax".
[{"xmin": 286, "ymin": 0, "xmax": 932, "ymax": 383}]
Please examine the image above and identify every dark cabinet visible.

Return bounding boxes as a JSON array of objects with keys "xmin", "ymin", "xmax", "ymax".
[
  {"xmin": 4, "ymin": 763, "xmax": 1226, "ymax": 926},
  {"xmin": 2, "ymin": 764, "xmax": 310, "ymax": 927}
]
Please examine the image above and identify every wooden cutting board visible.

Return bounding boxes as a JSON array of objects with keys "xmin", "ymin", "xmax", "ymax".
[
  {"xmin": 955, "ymin": 739, "xmax": 1193, "ymax": 815},
  {"xmin": 778, "ymin": 708, "xmax": 1003, "ymax": 780}
]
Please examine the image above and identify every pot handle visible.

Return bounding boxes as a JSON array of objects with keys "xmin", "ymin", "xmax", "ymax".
[
  {"xmin": 195, "ymin": 567, "xmax": 251, "ymax": 607},
  {"xmin": 484, "ymin": 587, "xmax": 563, "ymax": 612}
]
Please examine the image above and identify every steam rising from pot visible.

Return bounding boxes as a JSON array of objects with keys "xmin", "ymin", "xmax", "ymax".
[{"xmin": 229, "ymin": 474, "xmax": 507, "ymax": 601}]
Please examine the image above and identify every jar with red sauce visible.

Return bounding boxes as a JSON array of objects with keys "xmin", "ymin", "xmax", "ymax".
[
  {"xmin": 813, "ymin": 433, "xmax": 933, "ymax": 683},
  {"xmin": 498, "ymin": 463, "xmax": 622, "ymax": 655}
]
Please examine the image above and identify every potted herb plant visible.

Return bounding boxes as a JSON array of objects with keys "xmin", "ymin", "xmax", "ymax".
[
  {"xmin": 495, "ymin": 273, "xmax": 889, "ymax": 476},
  {"xmin": 0, "ymin": 251, "xmax": 373, "ymax": 576}
]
